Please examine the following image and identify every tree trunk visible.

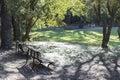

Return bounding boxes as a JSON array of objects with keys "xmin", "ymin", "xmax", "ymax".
[
  {"xmin": 22, "ymin": 16, "xmax": 38, "ymax": 41},
  {"xmin": 101, "ymin": 19, "xmax": 108, "ymax": 48},
  {"xmin": 12, "ymin": 15, "xmax": 21, "ymax": 41},
  {"xmin": 101, "ymin": 34, "xmax": 109, "ymax": 48},
  {"xmin": 117, "ymin": 19, "xmax": 120, "ymax": 38},
  {"xmin": 117, "ymin": 27, "xmax": 120, "ymax": 38},
  {"xmin": 22, "ymin": 18, "xmax": 33, "ymax": 41},
  {"xmin": 101, "ymin": 17, "xmax": 114, "ymax": 48},
  {"xmin": 0, "ymin": 0, "xmax": 12, "ymax": 49}
]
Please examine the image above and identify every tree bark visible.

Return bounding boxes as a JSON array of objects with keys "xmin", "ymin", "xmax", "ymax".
[
  {"xmin": 22, "ymin": 18, "xmax": 33, "ymax": 41},
  {"xmin": 22, "ymin": 17, "xmax": 38, "ymax": 41},
  {"xmin": 0, "ymin": 0, "xmax": 12, "ymax": 49},
  {"xmin": 101, "ymin": 19, "xmax": 108, "ymax": 48},
  {"xmin": 117, "ymin": 19, "xmax": 120, "ymax": 38},
  {"xmin": 12, "ymin": 15, "xmax": 21, "ymax": 41},
  {"xmin": 117, "ymin": 27, "xmax": 120, "ymax": 38},
  {"xmin": 101, "ymin": 17, "xmax": 114, "ymax": 48}
]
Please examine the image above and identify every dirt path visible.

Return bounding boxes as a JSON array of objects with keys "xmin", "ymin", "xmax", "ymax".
[{"xmin": 0, "ymin": 42, "xmax": 120, "ymax": 80}]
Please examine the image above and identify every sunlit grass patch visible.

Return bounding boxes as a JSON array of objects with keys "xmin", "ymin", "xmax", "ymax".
[{"xmin": 30, "ymin": 27, "xmax": 120, "ymax": 47}]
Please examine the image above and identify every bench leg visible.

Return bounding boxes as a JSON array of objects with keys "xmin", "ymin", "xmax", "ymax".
[
  {"xmin": 24, "ymin": 50, "xmax": 29, "ymax": 66},
  {"xmin": 32, "ymin": 58, "xmax": 35, "ymax": 68},
  {"xmin": 47, "ymin": 62, "xmax": 55, "ymax": 68}
]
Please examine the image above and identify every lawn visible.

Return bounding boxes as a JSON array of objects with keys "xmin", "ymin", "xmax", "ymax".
[
  {"xmin": 1, "ymin": 27, "xmax": 120, "ymax": 80},
  {"xmin": 30, "ymin": 27, "xmax": 120, "ymax": 47}
]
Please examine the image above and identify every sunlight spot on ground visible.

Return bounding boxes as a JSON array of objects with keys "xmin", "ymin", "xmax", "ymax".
[
  {"xmin": 0, "ymin": 41, "xmax": 120, "ymax": 80},
  {"xmin": 27, "ymin": 41, "xmax": 98, "ymax": 66},
  {"xmin": 5, "ymin": 73, "xmax": 25, "ymax": 80}
]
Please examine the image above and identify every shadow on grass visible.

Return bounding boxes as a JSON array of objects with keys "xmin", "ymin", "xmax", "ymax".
[
  {"xmin": 0, "ymin": 49, "xmax": 27, "ymax": 79},
  {"xmin": 17, "ymin": 64, "xmax": 52, "ymax": 80},
  {"xmin": 30, "ymin": 28, "xmax": 120, "ymax": 47},
  {"xmin": 98, "ymin": 49, "xmax": 120, "ymax": 80},
  {"xmin": 0, "ymin": 46, "xmax": 120, "ymax": 80},
  {"xmin": 50, "ymin": 48, "xmax": 120, "ymax": 80},
  {"xmin": 0, "ymin": 49, "xmax": 53, "ymax": 79}
]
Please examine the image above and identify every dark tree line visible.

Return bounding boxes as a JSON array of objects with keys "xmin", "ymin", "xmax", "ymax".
[{"xmin": 63, "ymin": 9, "xmax": 87, "ymax": 29}]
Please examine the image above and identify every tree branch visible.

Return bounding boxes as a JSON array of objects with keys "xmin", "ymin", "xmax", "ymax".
[
  {"xmin": 107, "ymin": 0, "xmax": 111, "ymax": 15},
  {"xmin": 31, "ymin": 17, "xmax": 39, "ymax": 27}
]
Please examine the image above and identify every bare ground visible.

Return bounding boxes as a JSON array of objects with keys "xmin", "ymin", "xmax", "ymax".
[{"xmin": 0, "ymin": 41, "xmax": 120, "ymax": 80}]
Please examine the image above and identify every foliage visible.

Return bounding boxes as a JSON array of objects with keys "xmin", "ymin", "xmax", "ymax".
[{"xmin": 5, "ymin": 0, "xmax": 86, "ymax": 28}]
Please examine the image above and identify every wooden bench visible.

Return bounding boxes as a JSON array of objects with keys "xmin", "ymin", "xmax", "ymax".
[{"xmin": 16, "ymin": 41, "xmax": 55, "ymax": 69}]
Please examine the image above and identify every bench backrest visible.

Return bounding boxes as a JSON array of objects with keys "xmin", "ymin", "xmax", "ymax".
[
  {"xmin": 27, "ymin": 48, "xmax": 41, "ymax": 59},
  {"xmin": 16, "ymin": 41, "xmax": 42, "ymax": 60}
]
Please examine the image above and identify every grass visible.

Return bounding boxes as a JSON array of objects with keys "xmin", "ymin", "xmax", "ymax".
[{"xmin": 30, "ymin": 27, "xmax": 120, "ymax": 47}]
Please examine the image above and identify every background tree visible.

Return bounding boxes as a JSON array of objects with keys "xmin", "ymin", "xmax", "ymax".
[
  {"xmin": 94, "ymin": 0, "xmax": 120, "ymax": 48},
  {"xmin": 6, "ymin": 0, "xmax": 26, "ymax": 41},
  {"xmin": 117, "ymin": 18, "xmax": 120, "ymax": 38},
  {"xmin": 10, "ymin": 0, "xmax": 22, "ymax": 41},
  {"xmin": 7, "ymin": 0, "xmax": 40, "ymax": 41},
  {"xmin": 116, "ymin": 8, "xmax": 120, "ymax": 38},
  {"xmin": 22, "ymin": 0, "xmax": 39, "ymax": 41}
]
